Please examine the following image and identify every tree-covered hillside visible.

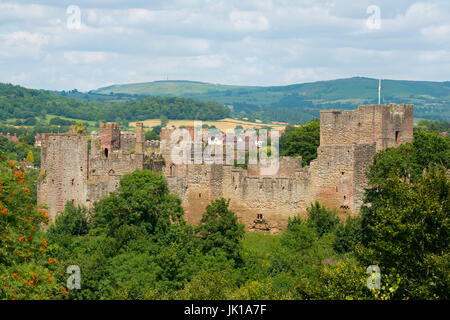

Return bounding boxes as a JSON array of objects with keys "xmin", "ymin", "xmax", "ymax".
[
  {"xmin": 0, "ymin": 83, "xmax": 230, "ymax": 123},
  {"xmin": 94, "ymin": 77, "xmax": 450, "ymax": 123}
]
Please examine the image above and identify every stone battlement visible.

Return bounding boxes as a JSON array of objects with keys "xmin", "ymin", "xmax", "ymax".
[
  {"xmin": 38, "ymin": 104, "xmax": 414, "ymax": 232},
  {"xmin": 320, "ymin": 103, "xmax": 413, "ymax": 151}
]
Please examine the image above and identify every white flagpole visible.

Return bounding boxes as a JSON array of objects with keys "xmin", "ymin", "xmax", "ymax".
[{"xmin": 378, "ymin": 79, "xmax": 381, "ymax": 104}]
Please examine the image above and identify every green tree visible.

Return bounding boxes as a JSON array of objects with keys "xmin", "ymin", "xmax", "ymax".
[
  {"xmin": 47, "ymin": 202, "xmax": 90, "ymax": 239},
  {"xmin": 281, "ymin": 216, "xmax": 319, "ymax": 251},
  {"xmin": 306, "ymin": 201, "xmax": 339, "ymax": 237},
  {"xmin": 92, "ymin": 170, "xmax": 185, "ymax": 236},
  {"xmin": 0, "ymin": 153, "xmax": 63, "ymax": 299},
  {"xmin": 362, "ymin": 130, "xmax": 449, "ymax": 246},
  {"xmin": 195, "ymin": 199, "xmax": 245, "ymax": 262},
  {"xmin": 145, "ymin": 130, "xmax": 160, "ymax": 141},
  {"xmin": 160, "ymin": 115, "xmax": 169, "ymax": 128},
  {"xmin": 366, "ymin": 130, "xmax": 449, "ymax": 187},
  {"xmin": 26, "ymin": 150, "xmax": 34, "ymax": 164},
  {"xmin": 333, "ymin": 215, "xmax": 363, "ymax": 254},
  {"xmin": 357, "ymin": 168, "xmax": 449, "ymax": 299},
  {"xmin": 280, "ymin": 120, "xmax": 320, "ymax": 166}
]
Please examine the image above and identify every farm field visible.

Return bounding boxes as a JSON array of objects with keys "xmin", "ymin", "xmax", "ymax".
[{"xmin": 129, "ymin": 118, "xmax": 288, "ymax": 132}]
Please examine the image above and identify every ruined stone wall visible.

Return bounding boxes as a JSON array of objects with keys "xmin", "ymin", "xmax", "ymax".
[
  {"xmin": 39, "ymin": 123, "xmax": 146, "ymax": 216},
  {"xmin": 99, "ymin": 122, "xmax": 120, "ymax": 155},
  {"xmin": 165, "ymin": 162, "xmax": 313, "ymax": 232},
  {"xmin": 120, "ymin": 132, "xmax": 137, "ymax": 152},
  {"xmin": 222, "ymin": 165, "xmax": 313, "ymax": 232},
  {"xmin": 320, "ymin": 104, "xmax": 413, "ymax": 151},
  {"xmin": 310, "ymin": 145, "xmax": 355, "ymax": 213},
  {"xmin": 87, "ymin": 129, "xmax": 144, "ymax": 205},
  {"xmin": 37, "ymin": 132, "xmax": 89, "ymax": 220},
  {"xmin": 352, "ymin": 142, "xmax": 377, "ymax": 214},
  {"xmin": 248, "ymin": 156, "xmax": 302, "ymax": 177},
  {"xmin": 38, "ymin": 104, "xmax": 413, "ymax": 233},
  {"xmin": 308, "ymin": 142, "xmax": 377, "ymax": 217}
]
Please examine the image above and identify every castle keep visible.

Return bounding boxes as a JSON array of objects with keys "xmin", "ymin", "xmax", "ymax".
[{"xmin": 37, "ymin": 104, "xmax": 413, "ymax": 232}]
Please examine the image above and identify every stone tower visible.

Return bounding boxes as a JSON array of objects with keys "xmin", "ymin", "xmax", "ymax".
[
  {"xmin": 135, "ymin": 122, "xmax": 144, "ymax": 154},
  {"xmin": 37, "ymin": 126, "xmax": 89, "ymax": 220},
  {"xmin": 99, "ymin": 122, "xmax": 120, "ymax": 158},
  {"xmin": 313, "ymin": 103, "xmax": 414, "ymax": 214}
]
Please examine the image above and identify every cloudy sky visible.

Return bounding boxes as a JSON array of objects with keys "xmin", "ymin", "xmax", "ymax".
[{"xmin": 0, "ymin": 0, "xmax": 449, "ymax": 91}]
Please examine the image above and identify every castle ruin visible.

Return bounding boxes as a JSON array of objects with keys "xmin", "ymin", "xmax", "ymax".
[{"xmin": 37, "ymin": 104, "xmax": 413, "ymax": 233}]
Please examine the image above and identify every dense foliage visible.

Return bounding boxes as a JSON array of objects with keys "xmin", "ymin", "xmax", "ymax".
[
  {"xmin": 0, "ymin": 136, "xmax": 40, "ymax": 167},
  {"xmin": 0, "ymin": 83, "xmax": 229, "ymax": 123},
  {"xmin": 0, "ymin": 152, "xmax": 63, "ymax": 299},
  {"xmin": 280, "ymin": 120, "xmax": 320, "ymax": 166},
  {"xmin": 356, "ymin": 130, "xmax": 450, "ymax": 299},
  {"xmin": 0, "ymin": 118, "xmax": 448, "ymax": 300},
  {"xmin": 416, "ymin": 119, "xmax": 450, "ymax": 134}
]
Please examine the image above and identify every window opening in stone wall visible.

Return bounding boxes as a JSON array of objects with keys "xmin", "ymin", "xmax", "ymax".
[
  {"xmin": 104, "ymin": 148, "xmax": 109, "ymax": 158},
  {"xmin": 71, "ymin": 178, "xmax": 74, "ymax": 186},
  {"xmin": 395, "ymin": 131, "xmax": 400, "ymax": 144},
  {"xmin": 199, "ymin": 193, "xmax": 201, "ymax": 198},
  {"xmin": 257, "ymin": 213, "xmax": 263, "ymax": 220}
]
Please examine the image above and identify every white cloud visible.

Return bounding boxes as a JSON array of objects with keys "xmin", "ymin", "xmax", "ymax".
[
  {"xmin": 0, "ymin": 2, "xmax": 55, "ymax": 21},
  {"xmin": 284, "ymin": 67, "xmax": 341, "ymax": 83},
  {"xmin": 188, "ymin": 55, "xmax": 225, "ymax": 68},
  {"xmin": 0, "ymin": 32, "xmax": 50, "ymax": 59},
  {"xmin": 2, "ymin": 31, "xmax": 49, "ymax": 47},
  {"xmin": 418, "ymin": 50, "xmax": 450, "ymax": 63},
  {"xmin": 421, "ymin": 24, "xmax": 450, "ymax": 44},
  {"xmin": 63, "ymin": 51, "xmax": 111, "ymax": 64},
  {"xmin": 0, "ymin": 0, "xmax": 450, "ymax": 90},
  {"xmin": 229, "ymin": 11, "xmax": 270, "ymax": 31}
]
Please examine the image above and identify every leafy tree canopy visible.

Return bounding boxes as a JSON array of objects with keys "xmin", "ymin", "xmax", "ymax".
[{"xmin": 280, "ymin": 119, "xmax": 320, "ymax": 166}]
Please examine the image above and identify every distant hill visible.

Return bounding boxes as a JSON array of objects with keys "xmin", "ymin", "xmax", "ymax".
[
  {"xmin": 93, "ymin": 77, "xmax": 450, "ymax": 122},
  {"xmin": 0, "ymin": 83, "xmax": 229, "ymax": 124}
]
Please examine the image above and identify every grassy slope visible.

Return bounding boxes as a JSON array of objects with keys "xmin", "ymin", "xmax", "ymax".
[
  {"xmin": 93, "ymin": 77, "xmax": 450, "ymax": 121},
  {"xmin": 129, "ymin": 118, "xmax": 287, "ymax": 131},
  {"xmin": 94, "ymin": 77, "xmax": 450, "ymax": 101},
  {"xmin": 96, "ymin": 80, "xmax": 251, "ymax": 96}
]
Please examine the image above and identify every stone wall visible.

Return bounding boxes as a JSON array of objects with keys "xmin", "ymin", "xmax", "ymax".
[
  {"xmin": 38, "ymin": 104, "xmax": 414, "ymax": 233},
  {"xmin": 37, "ymin": 132, "xmax": 89, "ymax": 220},
  {"xmin": 38, "ymin": 123, "xmax": 146, "ymax": 217},
  {"xmin": 320, "ymin": 104, "xmax": 413, "ymax": 151}
]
